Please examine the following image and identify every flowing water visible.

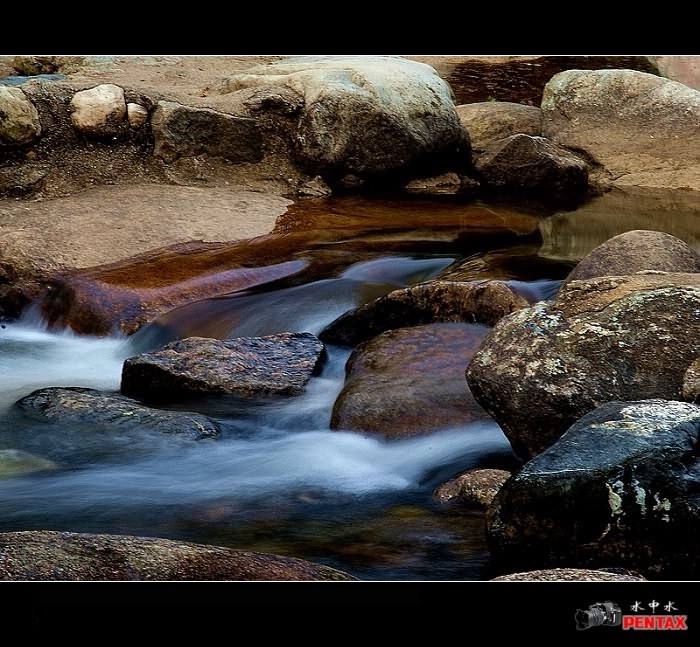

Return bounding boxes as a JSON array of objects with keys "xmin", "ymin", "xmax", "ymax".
[{"xmin": 0, "ymin": 187, "xmax": 698, "ymax": 580}]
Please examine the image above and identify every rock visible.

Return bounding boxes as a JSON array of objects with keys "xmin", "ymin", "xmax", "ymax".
[
  {"xmin": 542, "ymin": 69, "xmax": 700, "ymax": 191},
  {"xmin": 298, "ymin": 175, "xmax": 331, "ymax": 197},
  {"xmin": 456, "ymin": 102, "xmax": 542, "ymax": 151},
  {"xmin": 0, "ymin": 530, "xmax": 354, "ymax": 580},
  {"xmin": 683, "ymin": 358, "xmax": 700, "ymax": 403},
  {"xmin": 320, "ymin": 280, "xmax": 529, "ymax": 347},
  {"xmin": 0, "ymin": 449, "xmax": 57, "ymax": 479},
  {"xmin": 15, "ymin": 387, "xmax": 220, "ymax": 440},
  {"xmin": 126, "ymin": 102, "xmax": 148, "ymax": 129},
  {"xmin": 652, "ymin": 55, "xmax": 700, "ymax": 91},
  {"xmin": 466, "ymin": 273, "xmax": 700, "ymax": 458},
  {"xmin": 11, "ymin": 55, "xmax": 84, "ymax": 76},
  {"xmin": 0, "ymin": 165, "xmax": 46, "ymax": 197},
  {"xmin": 491, "ymin": 568, "xmax": 646, "ymax": 582},
  {"xmin": 331, "ymin": 323, "xmax": 490, "ymax": 437},
  {"xmin": 216, "ymin": 56, "xmax": 469, "ymax": 184},
  {"xmin": 151, "ymin": 100, "xmax": 262, "ymax": 164},
  {"xmin": 474, "ymin": 134, "xmax": 588, "ymax": 196},
  {"xmin": 487, "ymin": 400, "xmax": 700, "ymax": 578},
  {"xmin": 70, "ymin": 84, "xmax": 127, "ymax": 136},
  {"xmin": 121, "ymin": 332, "xmax": 325, "ymax": 400},
  {"xmin": 403, "ymin": 172, "xmax": 464, "ymax": 195},
  {"xmin": 566, "ymin": 230, "xmax": 700, "ymax": 283},
  {"xmin": 433, "ymin": 468, "xmax": 510, "ymax": 508},
  {"xmin": 0, "ymin": 86, "xmax": 41, "ymax": 146}
]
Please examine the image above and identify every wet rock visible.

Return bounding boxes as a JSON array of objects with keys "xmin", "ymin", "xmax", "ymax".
[
  {"xmin": 0, "ymin": 530, "xmax": 354, "ymax": 580},
  {"xmin": 403, "ymin": 172, "xmax": 464, "ymax": 195},
  {"xmin": 70, "ymin": 84, "xmax": 127, "ymax": 136},
  {"xmin": 0, "ymin": 449, "xmax": 57, "ymax": 479},
  {"xmin": 0, "ymin": 86, "xmax": 41, "ymax": 146},
  {"xmin": 331, "ymin": 323, "xmax": 490, "ymax": 438},
  {"xmin": 126, "ymin": 102, "xmax": 148, "ymax": 129},
  {"xmin": 121, "ymin": 332, "xmax": 325, "ymax": 400},
  {"xmin": 684, "ymin": 358, "xmax": 700, "ymax": 403},
  {"xmin": 474, "ymin": 134, "xmax": 588, "ymax": 196},
  {"xmin": 151, "ymin": 100, "xmax": 262, "ymax": 164},
  {"xmin": 216, "ymin": 56, "xmax": 469, "ymax": 185},
  {"xmin": 298, "ymin": 175, "xmax": 331, "ymax": 197},
  {"xmin": 491, "ymin": 568, "xmax": 646, "ymax": 582},
  {"xmin": 542, "ymin": 69, "xmax": 700, "ymax": 190},
  {"xmin": 456, "ymin": 102, "xmax": 542, "ymax": 151},
  {"xmin": 487, "ymin": 399, "xmax": 700, "ymax": 578},
  {"xmin": 16, "ymin": 387, "xmax": 220, "ymax": 440},
  {"xmin": 467, "ymin": 273, "xmax": 700, "ymax": 458},
  {"xmin": 433, "ymin": 468, "xmax": 510, "ymax": 508},
  {"xmin": 566, "ymin": 230, "xmax": 700, "ymax": 283},
  {"xmin": 320, "ymin": 280, "xmax": 529, "ymax": 347}
]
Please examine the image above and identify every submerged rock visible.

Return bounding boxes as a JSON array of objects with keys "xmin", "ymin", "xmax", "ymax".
[
  {"xmin": 467, "ymin": 272, "xmax": 700, "ymax": 458},
  {"xmin": 331, "ymin": 323, "xmax": 490, "ymax": 437},
  {"xmin": 433, "ymin": 468, "xmax": 510, "ymax": 508},
  {"xmin": 487, "ymin": 399, "xmax": 700, "ymax": 578},
  {"xmin": 0, "ymin": 530, "xmax": 355, "ymax": 580},
  {"xmin": 121, "ymin": 332, "xmax": 325, "ymax": 400},
  {"xmin": 491, "ymin": 568, "xmax": 646, "ymax": 582},
  {"xmin": 0, "ymin": 86, "xmax": 41, "ymax": 146},
  {"xmin": 0, "ymin": 449, "xmax": 57, "ymax": 479},
  {"xmin": 16, "ymin": 387, "xmax": 220, "ymax": 440}
]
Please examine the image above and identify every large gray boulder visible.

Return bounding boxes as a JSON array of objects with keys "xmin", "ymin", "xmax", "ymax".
[
  {"xmin": 487, "ymin": 400, "xmax": 700, "ymax": 578},
  {"xmin": 0, "ymin": 86, "xmax": 41, "ymax": 146},
  {"xmin": 215, "ymin": 56, "xmax": 469, "ymax": 186},
  {"xmin": 542, "ymin": 69, "xmax": 700, "ymax": 190},
  {"xmin": 466, "ymin": 273, "xmax": 700, "ymax": 458}
]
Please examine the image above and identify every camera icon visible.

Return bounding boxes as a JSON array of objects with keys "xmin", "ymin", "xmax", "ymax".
[{"xmin": 575, "ymin": 601, "xmax": 622, "ymax": 630}]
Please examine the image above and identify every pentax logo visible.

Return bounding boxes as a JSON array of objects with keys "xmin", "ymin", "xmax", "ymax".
[{"xmin": 576, "ymin": 600, "xmax": 688, "ymax": 632}]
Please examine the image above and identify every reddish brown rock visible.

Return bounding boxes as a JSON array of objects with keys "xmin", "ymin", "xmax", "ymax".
[{"xmin": 433, "ymin": 468, "xmax": 510, "ymax": 508}]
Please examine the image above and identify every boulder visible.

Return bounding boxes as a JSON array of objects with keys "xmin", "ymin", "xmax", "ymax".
[
  {"xmin": 653, "ymin": 55, "xmax": 700, "ymax": 91},
  {"xmin": 474, "ymin": 134, "xmax": 588, "ymax": 196},
  {"xmin": 126, "ymin": 102, "xmax": 149, "ymax": 129},
  {"xmin": 491, "ymin": 568, "xmax": 646, "ymax": 582},
  {"xmin": 433, "ymin": 468, "xmax": 510, "ymax": 508},
  {"xmin": 565, "ymin": 230, "xmax": 700, "ymax": 283},
  {"xmin": 331, "ymin": 323, "xmax": 490, "ymax": 437},
  {"xmin": 215, "ymin": 56, "xmax": 469, "ymax": 185},
  {"xmin": 466, "ymin": 273, "xmax": 700, "ymax": 458},
  {"xmin": 0, "ymin": 530, "xmax": 354, "ymax": 580},
  {"xmin": 542, "ymin": 69, "xmax": 700, "ymax": 190},
  {"xmin": 403, "ymin": 171, "xmax": 464, "ymax": 195},
  {"xmin": 121, "ymin": 332, "xmax": 325, "ymax": 400},
  {"xmin": 151, "ymin": 100, "xmax": 262, "ymax": 163},
  {"xmin": 0, "ymin": 450, "xmax": 57, "ymax": 479},
  {"xmin": 0, "ymin": 86, "xmax": 41, "ymax": 146},
  {"xmin": 16, "ymin": 387, "xmax": 220, "ymax": 440},
  {"xmin": 487, "ymin": 400, "xmax": 700, "ymax": 578},
  {"xmin": 320, "ymin": 280, "xmax": 529, "ymax": 347},
  {"xmin": 456, "ymin": 102, "xmax": 542, "ymax": 151},
  {"xmin": 70, "ymin": 84, "xmax": 127, "ymax": 136},
  {"xmin": 684, "ymin": 358, "xmax": 700, "ymax": 403}
]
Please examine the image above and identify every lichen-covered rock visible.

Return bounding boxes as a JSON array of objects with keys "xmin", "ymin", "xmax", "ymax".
[
  {"xmin": 121, "ymin": 332, "xmax": 325, "ymax": 400},
  {"xmin": 487, "ymin": 400, "xmax": 700, "ymax": 578},
  {"xmin": 542, "ymin": 69, "xmax": 700, "ymax": 190},
  {"xmin": 467, "ymin": 273, "xmax": 700, "ymax": 458},
  {"xmin": 683, "ymin": 358, "xmax": 700, "ymax": 403},
  {"xmin": 456, "ymin": 102, "xmax": 542, "ymax": 151},
  {"xmin": 491, "ymin": 568, "xmax": 646, "ymax": 581},
  {"xmin": 474, "ymin": 134, "xmax": 588, "ymax": 195},
  {"xmin": 0, "ymin": 531, "xmax": 355, "ymax": 580},
  {"xmin": 215, "ymin": 56, "xmax": 469, "ymax": 185},
  {"xmin": 151, "ymin": 100, "xmax": 263, "ymax": 163},
  {"xmin": 0, "ymin": 86, "xmax": 41, "ymax": 146},
  {"xmin": 566, "ymin": 230, "xmax": 700, "ymax": 283},
  {"xmin": 433, "ymin": 468, "xmax": 510, "ymax": 508},
  {"xmin": 70, "ymin": 84, "xmax": 127, "ymax": 136},
  {"xmin": 15, "ymin": 387, "xmax": 220, "ymax": 440},
  {"xmin": 331, "ymin": 323, "xmax": 490, "ymax": 437},
  {"xmin": 0, "ymin": 449, "xmax": 57, "ymax": 479},
  {"xmin": 320, "ymin": 280, "xmax": 529, "ymax": 347}
]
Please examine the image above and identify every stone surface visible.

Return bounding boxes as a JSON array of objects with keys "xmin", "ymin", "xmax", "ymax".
[
  {"xmin": 433, "ymin": 468, "xmax": 510, "ymax": 508},
  {"xmin": 456, "ymin": 102, "xmax": 542, "ymax": 151},
  {"xmin": 216, "ymin": 56, "xmax": 469, "ymax": 184},
  {"xmin": 487, "ymin": 400, "xmax": 700, "ymax": 578},
  {"xmin": 404, "ymin": 171, "xmax": 463, "ymax": 195},
  {"xmin": 683, "ymin": 358, "xmax": 700, "ymax": 403},
  {"xmin": 126, "ymin": 102, "xmax": 148, "ymax": 128},
  {"xmin": 70, "ymin": 84, "xmax": 127, "ymax": 136},
  {"xmin": 0, "ymin": 165, "xmax": 46, "ymax": 197},
  {"xmin": 566, "ymin": 230, "xmax": 700, "ymax": 283},
  {"xmin": 16, "ymin": 387, "xmax": 220, "ymax": 440},
  {"xmin": 652, "ymin": 55, "xmax": 700, "ymax": 91},
  {"xmin": 467, "ymin": 273, "xmax": 700, "ymax": 458},
  {"xmin": 121, "ymin": 332, "xmax": 325, "ymax": 400},
  {"xmin": 151, "ymin": 100, "xmax": 263, "ymax": 164},
  {"xmin": 0, "ymin": 449, "xmax": 57, "ymax": 479},
  {"xmin": 0, "ymin": 530, "xmax": 354, "ymax": 580},
  {"xmin": 331, "ymin": 323, "xmax": 490, "ymax": 437},
  {"xmin": 474, "ymin": 134, "xmax": 588, "ymax": 195},
  {"xmin": 491, "ymin": 568, "xmax": 646, "ymax": 582},
  {"xmin": 320, "ymin": 280, "xmax": 529, "ymax": 347},
  {"xmin": 542, "ymin": 69, "xmax": 700, "ymax": 190},
  {"xmin": 0, "ymin": 86, "xmax": 41, "ymax": 145}
]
